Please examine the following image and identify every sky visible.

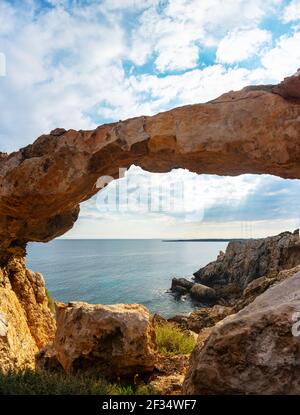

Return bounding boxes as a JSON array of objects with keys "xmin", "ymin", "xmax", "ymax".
[{"xmin": 0, "ymin": 0, "xmax": 300, "ymax": 238}]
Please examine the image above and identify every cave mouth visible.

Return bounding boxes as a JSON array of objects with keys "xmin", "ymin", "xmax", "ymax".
[{"xmin": 26, "ymin": 168, "xmax": 300, "ymax": 318}]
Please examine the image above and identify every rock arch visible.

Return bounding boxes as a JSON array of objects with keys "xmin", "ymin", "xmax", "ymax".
[{"xmin": 0, "ymin": 70, "xmax": 300, "ymax": 261}]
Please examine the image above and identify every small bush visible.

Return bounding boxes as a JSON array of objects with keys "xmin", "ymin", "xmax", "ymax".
[
  {"xmin": 0, "ymin": 369, "xmax": 133, "ymax": 395},
  {"xmin": 155, "ymin": 322, "xmax": 196, "ymax": 356},
  {"xmin": 45, "ymin": 288, "xmax": 55, "ymax": 314}
]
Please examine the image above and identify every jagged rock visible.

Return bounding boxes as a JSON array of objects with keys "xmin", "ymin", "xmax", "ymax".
[
  {"xmin": 272, "ymin": 68, "xmax": 300, "ymax": 98},
  {"xmin": 174, "ymin": 265, "xmax": 300, "ymax": 334},
  {"xmin": 52, "ymin": 302, "xmax": 157, "ymax": 378},
  {"xmin": 1, "ymin": 71, "xmax": 300, "ymax": 259},
  {"xmin": 148, "ymin": 354, "xmax": 189, "ymax": 395},
  {"xmin": 0, "ymin": 256, "xmax": 56, "ymax": 371},
  {"xmin": 190, "ymin": 283, "xmax": 217, "ymax": 303},
  {"xmin": 187, "ymin": 305, "xmax": 232, "ymax": 333},
  {"xmin": 167, "ymin": 314, "xmax": 189, "ymax": 329},
  {"xmin": 183, "ymin": 271, "xmax": 300, "ymax": 395},
  {"xmin": 232, "ymin": 264, "xmax": 300, "ymax": 313},
  {"xmin": 194, "ymin": 230, "xmax": 300, "ymax": 293}
]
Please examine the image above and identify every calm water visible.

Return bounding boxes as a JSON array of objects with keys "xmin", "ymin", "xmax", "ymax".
[{"xmin": 27, "ymin": 239, "xmax": 227, "ymax": 317}]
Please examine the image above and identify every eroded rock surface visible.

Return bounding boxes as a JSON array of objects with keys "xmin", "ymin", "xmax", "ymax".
[
  {"xmin": 1, "ymin": 70, "xmax": 300, "ymax": 259},
  {"xmin": 0, "ymin": 257, "xmax": 56, "ymax": 371},
  {"xmin": 51, "ymin": 302, "xmax": 157, "ymax": 378},
  {"xmin": 183, "ymin": 271, "xmax": 300, "ymax": 394},
  {"xmin": 194, "ymin": 230, "xmax": 300, "ymax": 294}
]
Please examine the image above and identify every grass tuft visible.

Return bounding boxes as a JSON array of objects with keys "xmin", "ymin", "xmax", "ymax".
[
  {"xmin": 0, "ymin": 369, "xmax": 133, "ymax": 395},
  {"xmin": 155, "ymin": 322, "xmax": 196, "ymax": 356}
]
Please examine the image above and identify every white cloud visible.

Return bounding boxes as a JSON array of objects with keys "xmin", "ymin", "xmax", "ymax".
[
  {"xmin": 67, "ymin": 167, "xmax": 300, "ymax": 238},
  {"xmin": 260, "ymin": 31, "xmax": 300, "ymax": 80},
  {"xmin": 0, "ymin": 2, "xmax": 16, "ymax": 35},
  {"xmin": 282, "ymin": 0, "xmax": 300, "ymax": 22},
  {"xmin": 128, "ymin": 65, "xmax": 252, "ymax": 109},
  {"xmin": 128, "ymin": 0, "xmax": 281, "ymax": 71},
  {"xmin": 83, "ymin": 166, "xmax": 262, "ymax": 223},
  {"xmin": 216, "ymin": 28, "xmax": 271, "ymax": 63},
  {"xmin": 0, "ymin": 0, "xmax": 297, "ymax": 155},
  {"xmin": 0, "ymin": 2, "xmax": 132, "ymax": 151}
]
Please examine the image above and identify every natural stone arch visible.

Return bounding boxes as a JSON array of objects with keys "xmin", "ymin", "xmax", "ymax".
[{"xmin": 0, "ymin": 70, "xmax": 300, "ymax": 261}]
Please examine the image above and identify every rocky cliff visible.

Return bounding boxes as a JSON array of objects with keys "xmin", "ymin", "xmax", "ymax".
[
  {"xmin": 194, "ymin": 230, "xmax": 300, "ymax": 291},
  {"xmin": 0, "ymin": 257, "xmax": 56, "ymax": 371},
  {"xmin": 0, "ymin": 70, "xmax": 300, "ymax": 261}
]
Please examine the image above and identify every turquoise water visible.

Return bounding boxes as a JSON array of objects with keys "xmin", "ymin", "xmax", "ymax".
[{"xmin": 27, "ymin": 239, "xmax": 227, "ymax": 318}]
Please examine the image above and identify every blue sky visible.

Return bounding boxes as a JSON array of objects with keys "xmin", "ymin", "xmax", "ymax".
[{"xmin": 0, "ymin": 0, "xmax": 300, "ymax": 238}]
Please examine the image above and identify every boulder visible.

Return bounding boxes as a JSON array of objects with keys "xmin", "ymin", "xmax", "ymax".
[
  {"xmin": 183, "ymin": 271, "xmax": 300, "ymax": 395},
  {"xmin": 190, "ymin": 284, "xmax": 217, "ymax": 303},
  {"xmin": 171, "ymin": 278, "xmax": 194, "ymax": 295},
  {"xmin": 53, "ymin": 302, "xmax": 158, "ymax": 378}
]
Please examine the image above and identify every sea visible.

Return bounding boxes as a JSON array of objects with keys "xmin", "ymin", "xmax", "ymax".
[{"xmin": 27, "ymin": 239, "xmax": 227, "ymax": 318}]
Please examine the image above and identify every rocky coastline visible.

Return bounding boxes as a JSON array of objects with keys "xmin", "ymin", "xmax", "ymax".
[
  {"xmin": 2, "ymin": 229, "xmax": 300, "ymax": 394},
  {"xmin": 1, "ymin": 69, "xmax": 300, "ymax": 394}
]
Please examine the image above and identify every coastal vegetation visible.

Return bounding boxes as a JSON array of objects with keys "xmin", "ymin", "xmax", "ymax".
[
  {"xmin": 0, "ymin": 369, "xmax": 134, "ymax": 395},
  {"xmin": 45, "ymin": 288, "xmax": 55, "ymax": 314},
  {"xmin": 155, "ymin": 322, "xmax": 196, "ymax": 356}
]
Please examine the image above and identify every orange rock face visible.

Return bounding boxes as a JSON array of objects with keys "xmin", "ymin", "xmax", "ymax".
[
  {"xmin": 0, "ymin": 70, "xmax": 300, "ymax": 259},
  {"xmin": 0, "ymin": 257, "xmax": 56, "ymax": 370},
  {"xmin": 52, "ymin": 302, "xmax": 157, "ymax": 377}
]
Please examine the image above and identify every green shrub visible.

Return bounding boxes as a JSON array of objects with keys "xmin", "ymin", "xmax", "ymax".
[
  {"xmin": 45, "ymin": 288, "xmax": 55, "ymax": 314},
  {"xmin": 0, "ymin": 369, "xmax": 133, "ymax": 395},
  {"xmin": 135, "ymin": 383, "xmax": 155, "ymax": 395},
  {"xmin": 155, "ymin": 322, "xmax": 196, "ymax": 356}
]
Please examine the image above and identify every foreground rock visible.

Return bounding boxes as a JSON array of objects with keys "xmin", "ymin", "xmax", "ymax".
[
  {"xmin": 0, "ymin": 256, "xmax": 56, "ymax": 371},
  {"xmin": 148, "ymin": 354, "xmax": 189, "ymax": 395},
  {"xmin": 1, "ymin": 70, "xmax": 300, "ymax": 261},
  {"xmin": 194, "ymin": 230, "xmax": 300, "ymax": 296},
  {"xmin": 50, "ymin": 302, "xmax": 157, "ymax": 378},
  {"xmin": 183, "ymin": 271, "xmax": 300, "ymax": 394}
]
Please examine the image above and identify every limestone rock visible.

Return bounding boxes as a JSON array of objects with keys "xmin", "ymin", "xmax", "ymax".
[
  {"xmin": 190, "ymin": 283, "xmax": 216, "ymax": 303},
  {"xmin": 148, "ymin": 354, "xmax": 189, "ymax": 395},
  {"xmin": 187, "ymin": 305, "xmax": 232, "ymax": 333},
  {"xmin": 0, "ymin": 256, "xmax": 56, "ymax": 371},
  {"xmin": 194, "ymin": 230, "xmax": 300, "ymax": 293},
  {"xmin": 232, "ymin": 265, "xmax": 300, "ymax": 313},
  {"xmin": 272, "ymin": 68, "xmax": 300, "ymax": 98},
  {"xmin": 1, "ymin": 71, "xmax": 300, "ymax": 259},
  {"xmin": 183, "ymin": 271, "xmax": 300, "ymax": 395},
  {"xmin": 53, "ymin": 302, "xmax": 157, "ymax": 378},
  {"xmin": 36, "ymin": 344, "xmax": 62, "ymax": 371}
]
